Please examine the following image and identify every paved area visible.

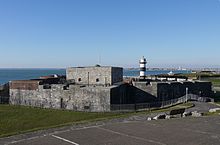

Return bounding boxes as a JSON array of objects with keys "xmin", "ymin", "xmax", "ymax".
[
  {"xmin": 186, "ymin": 101, "xmax": 220, "ymax": 113},
  {"xmin": 1, "ymin": 102, "xmax": 220, "ymax": 145}
]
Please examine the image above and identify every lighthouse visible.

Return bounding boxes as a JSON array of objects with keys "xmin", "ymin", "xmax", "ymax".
[{"xmin": 139, "ymin": 56, "xmax": 147, "ymax": 80}]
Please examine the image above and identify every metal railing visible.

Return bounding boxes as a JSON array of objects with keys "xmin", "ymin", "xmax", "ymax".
[{"xmin": 110, "ymin": 94, "xmax": 214, "ymax": 112}]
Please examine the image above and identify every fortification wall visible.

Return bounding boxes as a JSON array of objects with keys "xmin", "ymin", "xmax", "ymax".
[
  {"xmin": 111, "ymin": 67, "xmax": 123, "ymax": 84},
  {"xmin": 110, "ymin": 84, "xmax": 135, "ymax": 104},
  {"xmin": 10, "ymin": 84, "xmax": 111, "ymax": 112},
  {"xmin": 133, "ymin": 81, "xmax": 213, "ymax": 102}
]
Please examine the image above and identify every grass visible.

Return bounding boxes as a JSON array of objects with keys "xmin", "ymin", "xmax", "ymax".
[
  {"xmin": 204, "ymin": 109, "xmax": 220, "ymax": 116},
  {"xmin": 146, "ymin": 102, "xmax": 194, "ymax": 114},
  {"xmin": 176, "ymin": 73, "xmax": 220, "ymax": 85},
  {"xmin": 0, "ymin": 103, "xmax": 194, "ymax": 138},
  {"xmin": 214, "ymin": 102, "xmax": 220, "ymax": 105},
  {"xmin": 210, "ymin": 79, "xmax": 220, "ymax": 87},
  {"xmin": 0, "ymin": 105, "xmax": 123, "ymax": 137},
  {"xmin": 177, "ymin": 73, "xmax": 220, "ymax": 78}
]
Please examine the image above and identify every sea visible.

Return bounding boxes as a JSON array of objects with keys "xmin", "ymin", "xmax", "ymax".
[{"xmin": 0, "ymin": 68, "xmax": 191, "ymax": 85}]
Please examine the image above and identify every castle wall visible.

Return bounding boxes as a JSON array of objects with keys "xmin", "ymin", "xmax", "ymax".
[
  {"xmin": 132, "ymin": 82, "xmax": 158, "ymax": 103},
  {"xmin": 156, "ymin": 82, "xmax": 185, "ymax": 101},
  {"xmin": 111, "ymin": 67, "xmax": 123, "ymax": 85},
  {"xmin": 110, "ymin": 84, "xmax": 135, "ymax": 104},
  {"xmin": 10, "ymin": 84, "xmax": 111, "ymax": 112},
  {"xmin": 133, "ymin": 81, "xmax": 213, "ymax": 102}
]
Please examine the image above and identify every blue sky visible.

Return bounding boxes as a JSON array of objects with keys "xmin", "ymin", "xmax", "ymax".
[{"xmin": 0, "ymin": 0, "xmax": 220, "ymax": 68}]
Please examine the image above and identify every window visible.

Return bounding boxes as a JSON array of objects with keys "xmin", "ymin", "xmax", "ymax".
[
  {"xmin": 43, "ymin": 84, "xmax": 51, "ymax": 89},
  {"xmin": 78, "ymin": 78, "xmax": 81, "ymax": 82},
  {"xmin": 96, "ymin": 78, "xmax": 99, "ymax": 82},
  {"xmin": 63, "ymin": 85, "xmax": 69, "ymax": 90},
  {"xmin": 84, "ymin": 106, "xmax": 90, "ymax": 110}
]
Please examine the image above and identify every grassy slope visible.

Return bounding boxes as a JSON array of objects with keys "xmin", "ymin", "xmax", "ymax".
[
  {"xmin": 0, "ymin": 105, "xmax": 123, "ymax": 137},
  {"xmin": 0, "ymin": 103, "xmax": 193, "ymax": 137}
]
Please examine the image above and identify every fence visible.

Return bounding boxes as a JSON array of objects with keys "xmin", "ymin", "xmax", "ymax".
[{"xmin": 110, "ymin": 94, "xmax": 214, "ymax": 112}]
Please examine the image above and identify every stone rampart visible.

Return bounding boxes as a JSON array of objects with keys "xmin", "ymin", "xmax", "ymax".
[{"xmin": 10, "ymin": 84, "xmax": 111, "ymax": 112}]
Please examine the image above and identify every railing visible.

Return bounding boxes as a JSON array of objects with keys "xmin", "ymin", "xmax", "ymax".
[{"xmin": 110, "ymin": 94, "xmax": 214, "ymax": 112}]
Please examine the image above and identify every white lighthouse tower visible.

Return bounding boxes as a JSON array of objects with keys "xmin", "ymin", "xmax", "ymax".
[{"xmin": 139, "ymin": 56, "xmax": 147, "ymax": 80}]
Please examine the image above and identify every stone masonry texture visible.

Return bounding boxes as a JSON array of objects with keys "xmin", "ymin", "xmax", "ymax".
[
  {"xmin": 66, "ymin": 66, "xmax": 123, "ymax": 85},
  {"xmin": 10, "ymin": 84, "xmax": 113, "ymax": 112}
]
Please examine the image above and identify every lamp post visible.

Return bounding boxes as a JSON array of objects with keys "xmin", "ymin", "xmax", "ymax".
[{"xmin": 186, "ymin": 87, "xmax": 188, "ymax": 102}]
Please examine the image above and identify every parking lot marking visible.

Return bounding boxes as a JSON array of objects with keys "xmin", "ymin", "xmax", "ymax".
[
  {"xmin": 98, "ymin": 127, "xmax": 167, "ymax": 145},
  {"xmin": 52, "ymin": 135, "xmax": 79, "ymax": 145}
]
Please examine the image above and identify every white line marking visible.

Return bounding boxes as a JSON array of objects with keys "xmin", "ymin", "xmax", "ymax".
[
  {"xmin": 51, "ymin": 125, "xmax": 104, "ymax": 136},
  {"xmin": 98, "ymin": 127, "xmax": 167, "ymax": 145},
  {"xmin": 6, "ymin": 125, "xmax": 103, "ymax": 145},
  {"xmin": 52, "ymin": 135, "xmax": 79, "ymax": 145}
]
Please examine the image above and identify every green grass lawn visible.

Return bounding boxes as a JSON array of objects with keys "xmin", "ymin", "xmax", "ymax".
[
  {"xmin": 0, "ymin": 105, "xmax": 124, "ymax": 137},
  {"xmin": 0, "ymin": 103, "xmax": 193, "ymax": 138},
  {"xmin": 210, "ymin": 79, "xmax": 220, "ymax": 87}
]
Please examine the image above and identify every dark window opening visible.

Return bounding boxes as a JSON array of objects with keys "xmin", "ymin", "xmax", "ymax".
[
  {"xmin": 63, "ymin": 85, "xmax": 69, "ymax": 90},
  {"xmin": 78, "ymin": 78, "xmax": 81, "ymax": 82},
  {"xmin": 96, "ymin": 78, "xmax": 99, "ymax": 82},
  {"xmin": 84, "ymin": 106, "xmax": 90, "ymax": 110},
  {"xmin": 43, "ymin": 84, "xmax": 51, "ymax": 89},
  {"xmin": 60, "ymin": 98, "xmax": 64, "ymax": 109}
]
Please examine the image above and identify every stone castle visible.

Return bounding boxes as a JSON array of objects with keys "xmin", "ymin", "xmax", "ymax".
[
  {"xmin": 5, "ymin": 65, "xmax": 212, "ymax": 112},
  {"xmin": 9, "ymin": 66, "xmax": 123, "ymax": 112}
]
